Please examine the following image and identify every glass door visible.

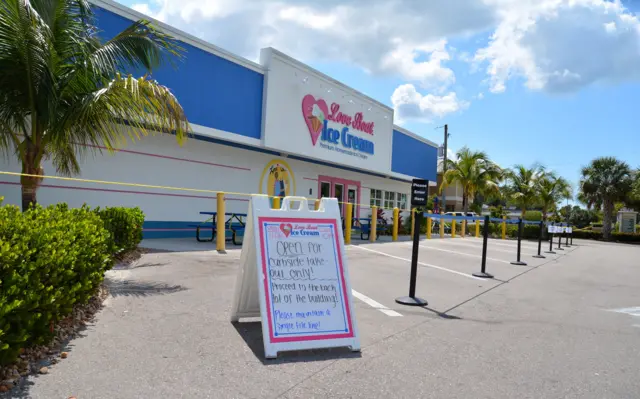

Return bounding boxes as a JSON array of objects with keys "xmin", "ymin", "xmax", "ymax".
[{"xmin": 334, "ymin": 183, "xmax": 344, "ymax": 216}]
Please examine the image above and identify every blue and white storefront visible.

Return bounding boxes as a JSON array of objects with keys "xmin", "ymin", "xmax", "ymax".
[{"xmin": 0, "ymin": 0, "xmax": 438, "ymax": 238}]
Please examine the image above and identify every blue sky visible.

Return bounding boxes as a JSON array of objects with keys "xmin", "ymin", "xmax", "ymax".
[{"xmin": 116, "ymin": 0, "xmax": 640, "ymax": 201}]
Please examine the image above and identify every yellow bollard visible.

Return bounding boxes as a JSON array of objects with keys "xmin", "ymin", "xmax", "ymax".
[
  {"xmin": 475, "ymin": 220, "xmax": 480, "ymax": 238},
  {"xmin": 345, "ymin": 203, "xmax": 353, "ymax": 244},
  {"xmin": 392, "ymin": 207, "xmax": 399, "ymax": 241},
  {"xmin": 216, "ymin": 192, "xmax": 225, "ymax": 252},
  {"xmin": 370, "ymin": 206, "xmax": 378, "ymax": 242},
  {"xmin": 462, "ymin": 220, "xmax": 466, "ymax": 238},
  {"xmin": 502, "ymin": 216, "xmax": 507, "ymax": 240},
  {"xmin": 452, "ymin": 219, "xmax": 457, "ymax": 238},
  {"xmin": 427, "ymin": 211, "xmax": 432, "ymax": 239},
  {"xmin": 273, "ymin": 197, "xmax": 281, "ymax": 209},
  {"xmin": 410, "ymin": 209, "xmax": 415, "ymax": 238},
  {"xmin": 439, "ymin": 212, "xmax": 445, "ymax": 238},
  {"xmin": 314, "ymin": 199, "xmax": 320, "ymax": 210}
]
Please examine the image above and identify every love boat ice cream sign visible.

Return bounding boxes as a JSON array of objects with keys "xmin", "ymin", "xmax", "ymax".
[{"xmin": 301, "ymin": 94, "xmax": 375, "ymax": 159}]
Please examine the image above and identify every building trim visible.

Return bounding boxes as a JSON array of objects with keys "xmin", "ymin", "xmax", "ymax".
[
  {"xmin": 393, "ymin": 125, "xmax": 439, "ymax": 148},
  {"xmin": 90, "ymin": 0, "xmax": 264, "ymax": 74}
]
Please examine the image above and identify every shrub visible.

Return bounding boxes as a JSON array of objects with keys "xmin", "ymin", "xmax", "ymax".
[
  {"xmin": 0, "ymin": 203, "xmax": 113, "ymax": 366},
  {"xmin": 523, "ymin": 211, "xmax": 542, "ymax": 222},
  {"xmin": 612, "ymin": 232, "xmax": 640, "ymax": 242},
  {"xmin": 95, "ymin": 207, "xmax": 145, "ymax": 253}
]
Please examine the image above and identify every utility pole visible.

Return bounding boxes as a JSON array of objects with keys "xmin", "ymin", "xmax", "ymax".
[{"xmin": 441, "ymin": 124, "xmax": 449, "ymax": 213}]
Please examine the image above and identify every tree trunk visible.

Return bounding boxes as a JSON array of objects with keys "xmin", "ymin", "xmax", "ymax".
[
  {"xmin": 602, "ymin": 199, "xmax": 614, "ymax": 240},
  {"xmin": 521, "ymin": 206, "xmax": 526, "ymax": 217},
  {"xmin": 462, "ymin": 192, "xmax": 469, "ymax": 214},
  {"xmin": 542, "ymin": 206, "xmax": 547, "ymax": 221},
  {"xmin": 20, "ymin": 147, "xmax": 43, "ymax": 211}
]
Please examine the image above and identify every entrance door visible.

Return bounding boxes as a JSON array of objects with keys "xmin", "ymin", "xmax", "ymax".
[
  {"xmin": 317, "ymin": 175, "xmax": 361, "ymax": 218},
  {"xmin": 334, "ymin": 183, "xmax": 344, "ymax": 216}
]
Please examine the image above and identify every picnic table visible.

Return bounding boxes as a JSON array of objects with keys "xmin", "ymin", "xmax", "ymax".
[
  {"xmin": 344, "ymin": 217, "xmax": 392, "ymax": 240},
  {"xmin": 189, "ymin": 212, "xmax": 247, "ymax": 245}
]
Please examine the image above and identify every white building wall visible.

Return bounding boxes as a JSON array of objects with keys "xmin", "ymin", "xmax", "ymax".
[{"xmin": 0, "ymin": 133, "xmax": 410, "ymax": 225}]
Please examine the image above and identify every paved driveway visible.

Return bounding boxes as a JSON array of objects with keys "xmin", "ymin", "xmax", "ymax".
[{"xmin": 9, "ymin": 237, "xmax": 640, "ymax": 398}]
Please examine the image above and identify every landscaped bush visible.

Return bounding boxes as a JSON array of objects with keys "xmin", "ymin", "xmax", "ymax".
[
  {"xmin": 0, "ymin": 203, "xmax": 114, "ymax": 366},
  {"xmin": 523, "ymin": 211, "xmax": 542, "ymax": 222},
  {"xmin": 612, "ymin": 232, "xmax": 640, "ymax": 242},
  {"xmin": 571, "ymin": 229, "xmax": 602, "ymax": 240},
  {"xmin": 95, "ymin": 206, "xmax": 144, "ymax": 253}
]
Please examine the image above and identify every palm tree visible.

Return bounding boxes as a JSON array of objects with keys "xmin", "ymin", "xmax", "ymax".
[
  {"xmin": 579, "ymin": 157, "xmax": 633, "ymax": 239},
  {"xmin": 441, "ymin": 147, "xmax": 502, "ymax": 213},
  {"xmin": 504, "ymin": 164, "xmax": 545, "ymax": 216},
  {"xmin": 537, "ymin": 173, "xmax": 572, "ymax": 220},
  {"xmin": 0, "ymin": 0, "xmax": 190, "ymax": 210}
]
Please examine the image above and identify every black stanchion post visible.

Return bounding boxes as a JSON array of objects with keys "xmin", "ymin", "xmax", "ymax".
[
  {"xmin": 545, "ymin": 223, "xmax": 556, "ymax": 254},
  {"xmin": 396, "ymin": 179, "xmax": 428, "ymax": 307},
  {"xmin": 473, "ymin": 216, "xmax": 494, "ymax": 278},
  {"xmin": 533, "ymin": 220, "xmax": 545, "ymax": 259},
  {"xmin": 565, "ymin": 224, "xmax": 571, "ymax": 247},
  {"xmin": 511, "ymin": 218, "xmax": 528, "ymax": 266},
  {"xmin": 557, "ymin": 227, "xmax": 564, "ymax": 250},
  {"xmin": 570, "ymin": 229, "xmax": 573, "ymax": 245}
]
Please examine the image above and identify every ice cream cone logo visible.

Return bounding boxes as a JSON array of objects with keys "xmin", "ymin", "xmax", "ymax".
[{"xmin": 301, "ymin": 94, "xmax": 329, "ymax": 146}]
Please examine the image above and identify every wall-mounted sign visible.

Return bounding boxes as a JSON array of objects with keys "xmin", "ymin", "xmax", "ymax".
[
  {"xmin": 261, "ymin": 48, "xmax": 394, "ymax": 175},
  {"xmin": 259, "ymin": 159, "xmax": 296, "ymax": 198},
  {"xmin": 302, "ymin": 94, "xmax": 375, "ymax": 159},
  {"xmin": 411, "ymin": 179, "xmax": 428, "ymax": 207}
]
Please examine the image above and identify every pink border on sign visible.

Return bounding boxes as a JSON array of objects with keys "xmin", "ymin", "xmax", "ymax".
[{"xmin": 258, "ymin": 216, "xmax": 354, "ymax": 344}]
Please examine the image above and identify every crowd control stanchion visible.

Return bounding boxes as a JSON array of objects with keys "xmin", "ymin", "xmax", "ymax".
[
  {"xmin": 396, "ymin": 180, "xmax": 428, "ymax": 307},
  {"xmin": 545, "ymin": 224, "xmax": 556, "ymax": 254},
  {"xmin": 556, "ymin": 228, "xmax": 564, "ymax": 251},
  {"xmin": 533, "ymin": 221, "xmax": 546, "ymax": 259},
  {"xmin": 570, "ymin": 229, "xmax": 573, "ymax": 245},
  {"xmin": 564, "ymin": 225, "xmax": 571, "ymax": 247},
  {"xmin": 511, "ymin": 218, "xmax": 528, "ymax": 266},
  {"xmin": 473, "ymin": 216, "xmax": 494, "ymax": 279}
]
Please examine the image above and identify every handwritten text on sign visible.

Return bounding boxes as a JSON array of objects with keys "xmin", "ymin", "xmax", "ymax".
[{"xmin": 259, "ymin": 218, "xmax": 354, "ymax": 343}]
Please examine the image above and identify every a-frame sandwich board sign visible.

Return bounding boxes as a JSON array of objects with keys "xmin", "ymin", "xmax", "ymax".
[{"xmin": 230, "ymin": 196, "xmax": 360, "ymax": 359}]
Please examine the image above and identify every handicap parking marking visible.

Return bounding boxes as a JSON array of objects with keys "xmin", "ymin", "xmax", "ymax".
[
  {"xmin": 351, "ymin": 289, "xmax": 403, "ymax": 317},
  {"xmin": 350, "ymin": 245, "xmax": 485, "ymax": 281},
  {"xmin": 408, "ymin": 242, "xmax": 513, "ymax": 264}
]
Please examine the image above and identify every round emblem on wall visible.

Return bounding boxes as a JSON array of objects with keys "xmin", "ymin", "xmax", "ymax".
[{"xmin": 259, "ymin": 159, "xmax": 296, "ymax": 198}]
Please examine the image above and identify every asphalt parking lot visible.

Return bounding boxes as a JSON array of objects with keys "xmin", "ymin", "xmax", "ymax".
[{"xmin": 10, "ymin": 235, "xmax": 640, "ymax": 399}]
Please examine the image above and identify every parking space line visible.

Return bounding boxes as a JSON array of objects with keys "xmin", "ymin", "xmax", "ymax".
[
  {"xmin": 350, "ymin": 245, "xmax": 485, "ymax": 281},
  {"xmin": 411, "ymin": 243, "xmax": 512, "ymax": 264},
  {"xmin": 466, "ymin": 238, "xmax": 540, "ymax": 250},
  {"xmin": 351, "ymin": 289, "xmax": 402, "ymax": 317}
]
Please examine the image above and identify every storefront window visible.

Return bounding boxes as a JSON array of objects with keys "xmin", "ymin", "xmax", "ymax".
[
  {"xmin": 370, "ymin": 189, "xmax": 382, "ymax": 207},
  {"xmin": 397, "ymin": 193, "xmax": 407, "ymax": 210},
  {"xmin": 384, "ymin": 191, "xmax": 395, "ymax": 209}
]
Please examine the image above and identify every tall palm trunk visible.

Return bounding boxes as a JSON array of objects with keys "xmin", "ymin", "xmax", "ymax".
[
  {"xmin": 462, "ymin": 192, "xmax": 469, "ymax": 213},
  {"xmin": 20, "ymin": 145, "xmax": 43, "ymax": 211},
  {"xmin": 602, "ymin": 198, "xmax": 614, "ymax": 240}
]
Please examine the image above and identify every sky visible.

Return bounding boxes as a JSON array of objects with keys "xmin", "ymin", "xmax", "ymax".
[{"xmin": 117, "ymin": 0, "xmax": 640, "ymax": 202}]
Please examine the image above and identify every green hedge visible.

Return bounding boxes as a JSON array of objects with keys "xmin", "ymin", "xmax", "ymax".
[
  {"xmin": 0, "ymin": 203, "xmax": 114, "ymax": 365},
  {"xmin": 573, "ymin": 229, "xmax": 640, "ymax": 242},
  {"xmin": 0, "ymin": 203, "xmax": 145, "ymax": 367},
  {"xmin": 95, "ymin": 207, "xmax": 144, "ymax": 253}
]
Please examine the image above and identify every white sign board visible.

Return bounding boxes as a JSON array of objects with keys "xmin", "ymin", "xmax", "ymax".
[
  {"xmin": 547, "ymin": 225, "xmax": 557, "ymax": 234},
  {"xmin": 261, "ymin": 48, "xmax": 394, "ymax": 175},
  {"xmin": 567, "ymin": 227, "xmax": 572, "ymax": 234},
  {"xmin": 230, "ymin": 196, "xmax": 360, "ymax": 358}
]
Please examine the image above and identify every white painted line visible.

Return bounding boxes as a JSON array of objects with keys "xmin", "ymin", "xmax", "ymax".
[
  {"xmin": 351, "ymin": 289, "xmax": 402, "ymax": 317},
  {"xmin": 428, "ymin": 239, "xmax": 540, "ymax": 255},
  {"xmin": 466, "ymin": 238, "xmax": 540, "ymax": 250},
  {"xmin": 412, "ymin": 243, "xmax": 512, "ymax": 264},
  {"xmin": 350, "ymin": 245, "xmax": 484, "ymax": 281}
]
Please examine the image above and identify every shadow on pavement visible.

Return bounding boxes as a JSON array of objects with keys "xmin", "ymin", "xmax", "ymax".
[
  {"xmin": 231, "ymin": 321, "xmax": 362, "ymax": 365},
  {"xmin": 105, "ymin": 278, "xmax": 188, "ymax": 298}
]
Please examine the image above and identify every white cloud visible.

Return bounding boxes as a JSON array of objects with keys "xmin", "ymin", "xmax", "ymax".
[
  {"xmin": 474, "ymin": 0, "xmax": 640, "ymax": 93},
  {"xmin": 123, "ymin": 0, "xmax": 496, "ymax": 88},
  {"xmin": 391, "ymin": 84, "xmax": 469, "ymax": 123}
]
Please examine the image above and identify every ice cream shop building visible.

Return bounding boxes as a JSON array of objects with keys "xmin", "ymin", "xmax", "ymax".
[{"xmin": 0, "ymin": 0, "xmax": 438, "ymax": 238}]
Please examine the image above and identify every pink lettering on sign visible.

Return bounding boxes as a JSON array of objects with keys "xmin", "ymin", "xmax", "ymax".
[
  {"xmin": 328, "ymin": 103, "xmax": 353, "ymax": 127},
  {"xmin": 302, "ymin": 94, "xmax": 375, "ymax": 136},
  {"xmin": 352, "ymin": 112, "xmax": 374, "ymax": 135}
]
